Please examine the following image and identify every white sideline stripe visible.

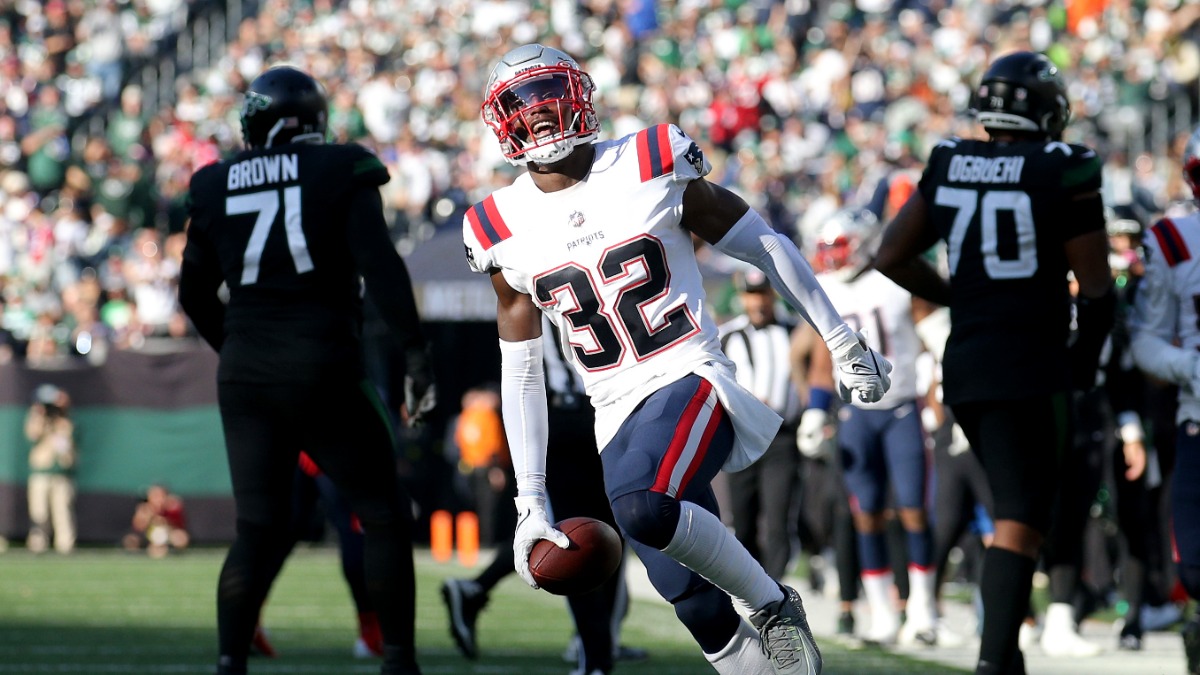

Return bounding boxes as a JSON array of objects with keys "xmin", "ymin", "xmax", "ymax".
[
  {"xmin": 0, "ymin": 662, "xmax": 374, "ymax": 667},
  {"xmin": 0, "ymin": 666, "xmax": 570, "ymax": 674}
]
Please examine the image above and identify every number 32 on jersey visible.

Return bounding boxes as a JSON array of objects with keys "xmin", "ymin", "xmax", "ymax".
[{"xmin": 532, "ymin": 234, "xmax": 699, "ymax": 371}]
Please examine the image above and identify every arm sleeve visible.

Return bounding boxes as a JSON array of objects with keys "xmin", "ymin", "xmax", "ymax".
[
  {"xmin": 178, "ymin": 191, "xmax": 227, "ymax": 352},
  {"xmin": 346, "ymin": 186, "xmax": 426, "ymax": 351},
  {"xmin": 499, "ymin": 337, "xmax": 549, "ymax": 498},
  {"xmin": 1129, "ymin": 237, "xmax": 1194, "ymax": 385},
  {"xmin": 713, "ymin": 208, "xmax": 857, "ymax": 354},
  {"xmin": 1057, "ymin": 146, "xmax": 1105, "ymax": 241}
]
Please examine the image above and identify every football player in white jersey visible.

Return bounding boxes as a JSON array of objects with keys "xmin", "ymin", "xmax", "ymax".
[
  {"xmin": 796, "ymin": 209, "xmax": 940, "ymax": 646},
  {"xmin": 1128, "ymin": 125, "xmax": 1200, "ymax": 675},
  {"xmin": 462, "ymin": 44, "xmax": 892, "ymax": 675}
]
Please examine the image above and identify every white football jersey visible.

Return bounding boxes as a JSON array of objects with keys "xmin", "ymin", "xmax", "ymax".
[
  {"xmin": 464, "ymin": 125, "xmax": 782, "ymax": 464},
  {"xmin": 817, "ymin": 268, "xmax": 922, "ymax": 408},
  {"xmin": 1130, "ymin": 213, "xmax": 1200, "ymax": 424}
]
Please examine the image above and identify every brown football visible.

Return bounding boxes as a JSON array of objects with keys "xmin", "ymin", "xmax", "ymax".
[{"xmin": 529, "ymin": 516, "xmax": 623, "ymax": 596}]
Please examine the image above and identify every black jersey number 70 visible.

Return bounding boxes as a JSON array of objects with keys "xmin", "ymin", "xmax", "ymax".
[
  {"xmin": 532, "ymin": 235, "xmax": 699, "ymax": 371},
  {"xmin": 936, "ymin": 186, "xmax": 1037, "ymax": 280}
]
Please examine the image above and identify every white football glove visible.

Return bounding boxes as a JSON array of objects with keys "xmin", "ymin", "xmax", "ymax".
[
  {"xmin": 513, "ymin": 495, "xmax": 570, "ymax": 589},
  {"xmin": 830, "ymin": 332, "xmax": 893, "ymax": 404},
  {"xmin": 796, "ymin": 408, "xmax": 833, "ymax": 459}
]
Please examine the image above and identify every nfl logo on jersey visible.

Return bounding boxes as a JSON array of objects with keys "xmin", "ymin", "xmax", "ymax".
[{"xmin": 568, "ymin": 210, "xmax": 586, "ymax": 228}]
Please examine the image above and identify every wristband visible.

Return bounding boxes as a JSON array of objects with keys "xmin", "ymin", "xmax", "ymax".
[
  {"xmin": 1116, "ymin": 411, "xmax": 1144, "ymax": 444},
  {"xmin": 808, "ymin": 387, "xmax": 833, "ymax": 411}
]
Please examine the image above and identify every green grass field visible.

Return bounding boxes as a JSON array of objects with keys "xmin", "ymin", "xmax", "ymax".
[{"xmin": 0, "ymin": 546, "xmax": 965, "ymax": 674}]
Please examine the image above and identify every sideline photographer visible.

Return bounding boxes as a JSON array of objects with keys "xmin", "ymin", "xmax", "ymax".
[{"xmin": 25, "ymin": 384, "xmax": 76, "ymax": 553}]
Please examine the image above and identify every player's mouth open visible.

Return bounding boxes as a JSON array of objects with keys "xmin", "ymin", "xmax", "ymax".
[{"xmin": 532, "ymin": 120, "xmax": 557, "ymax": 138}]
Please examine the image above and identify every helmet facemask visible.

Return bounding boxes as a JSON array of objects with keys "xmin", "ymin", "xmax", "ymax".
[{"xmin": 482, "ymin": 62, "xmax": 598, "ymax": 167}]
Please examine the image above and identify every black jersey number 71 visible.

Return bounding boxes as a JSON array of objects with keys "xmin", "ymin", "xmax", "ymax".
[{"xmin": 225, "ymin": 186, "xmax": 313, "ymax": 285}]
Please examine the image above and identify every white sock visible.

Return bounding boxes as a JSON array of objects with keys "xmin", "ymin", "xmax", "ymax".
[
  {"xmin": 662, "ymin": 501, "xmax": 784, "ymax": 614},
  {"xmin": 1043, "ymin": 602, "xmax": 1077, "ymax": 634},
  {"xmin": 906, "ymin": 565, "xmax": 937, "ymax": 628},
  {"xmin": 705, "ymin": 619, "xmax": 773, "ymax": 675},
  {"xmin": 861, "ymin": 570, "xmax": 898, "ymax": 635},
  {"xmin": 861, "ymin": 570, "xmax": 894, "ymax": 615}
]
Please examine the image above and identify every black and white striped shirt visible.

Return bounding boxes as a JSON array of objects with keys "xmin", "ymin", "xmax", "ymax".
[{"xmin": 719, "ymin": 315, "xmax": 801, "ymax": 424}]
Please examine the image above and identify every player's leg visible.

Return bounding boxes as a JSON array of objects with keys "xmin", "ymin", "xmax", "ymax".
[
  {"xmin": 727, "ymin": 457, "xmax": 764, "ymax": 569},
  {"xmin": 215, "ymin": 381, "xmax": 303, "ymax": 675},
  {"xmin": 603, "ymin": 374, "xmax": 820, "ymax": 674},
  {"xmin": 311, "ymin": 472, "xmax": 381, "ymax": 658},
  {"xmin": 882, "ymin": 404, "xmax": 936, "ymax": 643},
  {"xmin": 622, "ymin": 501, "xmax": 766, "ymax": 674},
  {"xmin": 954, "ymin": 395, "xmax": 1066, "ymax": 675},
  {"xmin": 756, "ymin": 428, "xmax": 800, "ymax": 580},
  {"xmin": 303, "ymin": 377, "xmax": 419, "ymax": 674},
  {"xmin": 1039, "ymin": 390, "xmax": 1102, "ymax": 657},
  {"xmin": 1171, "ymin": 423, "xmax": 1200, "ymax": 674},
  {"xmin": 1113, "ymin": 434, "xmax": 1153, "ymax": 649},
  {"xmin": 248, "ymin": 464, "xmax": 323, "ymax": 659},
  {"xmin": 546, "ymin": 405, "xmax": 623, "ymax": 674},
  {"xmin": 838, "ymin": 406, "xmax": 897, "ymax": 643},
  {"xmin": 930, "ymin": 417, "xmax": 987, "ymax": 644},
  {"xmin": 830, "ymin": 482, "xmax": 861, "ymax": 635}
]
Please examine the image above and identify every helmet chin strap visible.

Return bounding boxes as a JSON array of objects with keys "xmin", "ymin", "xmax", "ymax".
[
  {"xmin": 263, "ymin": 118, "xmax": 288, "ymax": 149},
  {"xmin": 523, "ymin": 137, "xmax": 576, "ymax": 165},
  {"xmin": 262, "ymin": 118, "xmax": 324, "ymax": 149}
]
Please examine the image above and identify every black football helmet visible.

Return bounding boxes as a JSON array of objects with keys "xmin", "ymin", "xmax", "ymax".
[
  {"xmin": 972, "ymin": 51, "xmax": 1069, "ymax": 140},
  {"xmin": 240, "ymin": 66, "xmax": 328, "ymax": 149}
]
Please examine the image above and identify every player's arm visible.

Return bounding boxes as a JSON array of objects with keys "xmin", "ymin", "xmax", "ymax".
[
  {"xmin": 345, "ymin": 185, "xmax": 437, "ymax": 424},
  {"xmin": 1059, "ymin": 155, "xmax": 1115, "ymax": 387},
  {"xmin": 796, "ymin": 327, "xmax": 837, "ymax": 458},
  {"xmin": 178, "ymin": 193, "xmax": 227, "ymax": 351},
  {"xmin": 346, "ymin": 186, "xmax": 426, "ymax": 350},
  {"xmin": 682, "ymin": 178, "xmax": 892, "ymax": 403},
  {"xmin": 1130, "ymin": 234, "xmax": 1197, "ymax": 388},
  {"xmin": 873, "ymin": 191, "xmax": 951, "ymax": 306},
  {"xmin": 911, "ymin": 295, "xmax": 949, "ymax": 363},
  {"xmin": 491, "ymin": 271, "xmax": 569, "ymax": 587}
]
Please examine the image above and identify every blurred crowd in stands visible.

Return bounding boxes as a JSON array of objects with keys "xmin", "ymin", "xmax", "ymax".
[{"xmin": 0, "ymin": 0, "xmax": 1197, "ymax": 365}]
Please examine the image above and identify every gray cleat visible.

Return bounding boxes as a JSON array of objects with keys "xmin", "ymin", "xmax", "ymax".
[{"xmin": 749, "ymin": 585, "xmax": 823, "ymax": 675}]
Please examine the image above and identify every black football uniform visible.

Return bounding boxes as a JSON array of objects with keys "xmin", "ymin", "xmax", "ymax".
[
  {"xmin": 918, "ymin": 138, "xmax": 1104, "ymax": 406},
  {"xmin": 182, "ymin": 142, "xmax": 423, "ymax": 382},
  {"xmin": 179, "ymin": 141, "xmax": 423, "ymax": 668}
]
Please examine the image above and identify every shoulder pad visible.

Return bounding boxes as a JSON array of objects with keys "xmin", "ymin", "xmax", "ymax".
[
  {"xmin": 464, "ymin": 196, "xmax": 512, "ymax": 251},
  {"xmin": 462, "ymin": 195, "xmax": 511, "ymax": 275},
  {"xmin": 1059, "ymin": 146, "xmax": 1101, "ymax": 192},
  {"xmin": 634, "ymin": 124, "xmax": 710, "ymax": 183},
  {"xmin": 1148, "ymin": 218, "xmax": 1192, "ymax": 268},
  {"xmin": 340, "ymin": 143, "xmax": 390, "ymax": 187},
  {"xmin": 186, "ymin": 162, "xmax": 226, "ymax": 215}
]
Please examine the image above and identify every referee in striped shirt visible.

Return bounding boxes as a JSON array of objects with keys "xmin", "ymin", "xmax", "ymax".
[{"xmin": 719, "ymin": 269, "xmax": 803, "ymax": 580}]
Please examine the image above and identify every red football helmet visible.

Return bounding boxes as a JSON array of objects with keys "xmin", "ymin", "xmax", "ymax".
[
  {"xmin": 813, "ymin": 209, "xmax": 879, "ymax": 277},
  {"xmin": 1184, "ymin": 125, "xmax": 1200, "ymax": 203},
  {"xmin": 482, "ymin": 44, "xmax": 599, "ymax": 167}
]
